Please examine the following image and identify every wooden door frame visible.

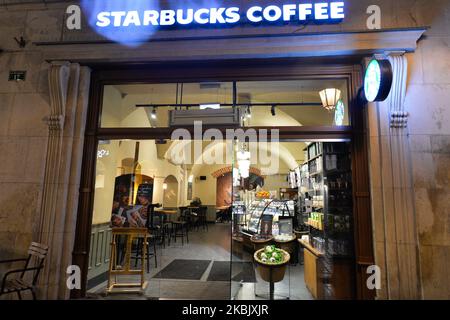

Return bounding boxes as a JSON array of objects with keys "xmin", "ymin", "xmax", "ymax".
[{"xmin": 70, "ymin": 58, "xmax": 374, "ymax": 299}]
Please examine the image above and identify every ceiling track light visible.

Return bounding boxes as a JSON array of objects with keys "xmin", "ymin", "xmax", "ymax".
[
  {"xmin": 271, "ymin": 105, "xmax": 276, "ymax": 116},
  {"xmin": 246, "ymin": 105, "xmax": 252, "ymax": 118},
  {"xmin": 151, "ymin": 107, "xmax": 157, "ymax": 119}
]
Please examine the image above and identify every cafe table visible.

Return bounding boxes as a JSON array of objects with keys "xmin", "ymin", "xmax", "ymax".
[{"xmin": 155, "ymin": 209, "xmax": 178, "ymax": 222}]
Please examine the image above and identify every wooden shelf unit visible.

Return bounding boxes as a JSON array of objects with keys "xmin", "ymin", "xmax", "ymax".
[{"xmin": 299, "ymin": 142, "xmax": 355, "ymax": 300}]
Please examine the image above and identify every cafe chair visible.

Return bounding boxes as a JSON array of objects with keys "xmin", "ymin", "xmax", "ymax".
[
  {"xmin": 152, "ymin": 212, "xmax": 170, "ymax": 248},
  {"xmin": 222, "ymin": 206, "xmax": 232, "ymax": 223},
  {"xmin": 131, "ymin": 235, "xmax": 158, "ymax": 272},
  {"xmin": 170, "ymin": 207, "xmax": 190, "ymax": 245},
  {"xmin": 0, "ymin": 242, "xmax": 49, "ymax": 300},
  {"xmin": 131, "ymin": 204, "xmax": 164, "ymax": 272},
  {"xmin": 198, "ymin": 206, "xmax": 209, "ymax": 231}
]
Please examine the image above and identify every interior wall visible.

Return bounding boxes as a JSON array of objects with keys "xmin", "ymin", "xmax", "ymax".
[
  {"xmin": 263, "ymin": 174, "xmax": 290, "ymax": 195},
  {"xmin": 91, "ymin": 139, "xmax": 186, "ymax": 224},
  {"xmin": 192, "ymin": 165, "xmax": 225, "ymax": 206}
]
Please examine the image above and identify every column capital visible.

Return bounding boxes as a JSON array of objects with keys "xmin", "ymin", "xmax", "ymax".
[
  {"xmin": 47, "ymin": 61, "xmax": 72, "ymax": 131},
  {"xmin": 387, "ymin": 54, "xmax": 409, "ymax": 129}
]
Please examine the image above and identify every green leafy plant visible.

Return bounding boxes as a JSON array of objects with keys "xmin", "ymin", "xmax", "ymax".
[{"xmin": 259, "ymin": 245, "xmax": 284, "ymax": 264}]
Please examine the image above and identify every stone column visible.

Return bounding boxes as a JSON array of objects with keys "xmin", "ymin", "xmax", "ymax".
[
  {"xmin": 36, "ymin": 61, "xmax": 91, "ymax": 299},
  {"xmin": 368, "ymin": 52, "xmax": 422, "ymax": 299}
]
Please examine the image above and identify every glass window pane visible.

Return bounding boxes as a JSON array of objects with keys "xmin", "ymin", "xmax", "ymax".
[
  {"xmin": 238, "ymin": 79, "xmax": 349, "ymax": 126},
  {"xmin": 100, "ymin": 82, "xmax": 233, "ymax": 128},
  {"xmin": 100, "ymin": 79, "xmax": 349, "ymax": 128}
]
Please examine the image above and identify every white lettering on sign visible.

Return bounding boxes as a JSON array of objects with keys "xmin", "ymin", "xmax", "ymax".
[{"xmin": 93, "ymin": 2, "xmax": 345, "ymax": 28}]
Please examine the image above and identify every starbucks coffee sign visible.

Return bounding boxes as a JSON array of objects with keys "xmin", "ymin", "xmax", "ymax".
[
  {"xmin": 93, "ymin": 1, "xmax": 345, "ymax": 28},
  {"xmin": 64, "ymin": 1, "xmax": 346, "ymax": 45}
]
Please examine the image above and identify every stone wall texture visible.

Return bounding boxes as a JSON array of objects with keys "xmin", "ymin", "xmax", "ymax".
[{"xmin": 0, "ymin": 0, "xmax": 449, "ymax": 299}]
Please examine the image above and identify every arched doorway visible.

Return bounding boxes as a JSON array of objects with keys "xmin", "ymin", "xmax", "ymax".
[
  {"xmin": 163, "ymin": 175, "xmax": 179, "ymax": 208},
  {"xmin": 213, "ymin": 167, "xmax": 265, "ymax": 207}
]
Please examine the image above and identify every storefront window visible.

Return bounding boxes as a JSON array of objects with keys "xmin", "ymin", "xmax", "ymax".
[
  {"xmin": 88, "ymin": 139, "xmax": 235, "ymax": 299},
  {"xmin": 89, "ymin": 70, "xmax": 355, "ymax": 300},
  {"xmin": 87, "ymin": 138, "xmax": 355, "ymax": 300},
  {"xmin": 100, "ymin": 82, "xmax": 234, "ymax": 128},
  {"xmin": 238, "ymin": 80, "xmax": 349, "ymax": 127},
  {"xmin": 99, "ymin": 79, "xmax": 350, "ymax": 128}
]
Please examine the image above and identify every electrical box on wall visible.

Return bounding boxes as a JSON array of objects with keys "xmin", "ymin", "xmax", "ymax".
[{"xmin": 9, "ymin": 71, "xmax": 26, "ymax": 82}]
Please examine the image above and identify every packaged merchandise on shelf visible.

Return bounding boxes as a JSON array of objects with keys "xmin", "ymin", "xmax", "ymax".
[
  {"xmin": 316, "ymin": 156, "xmax": 323, "ymax": 172},
  {"xmin": 308, "ymin": 212, "xmax": 324, "ymax": 230},
  {"xmin": 328, "ymin": 192, "xmax": 352, "ymax": 207},
  {"xmin": 327, "ymin": 214, "xmax": 351, "ymax": 233},
  {"xmin": 312, "ymin": 236, "xmax": 325, "ymax": 253},
  {"xmin": 325, "ymin": 154, "xmax": 338, "ymax": 171},
  {"xmin": 310, "ymin": 158, "xmax": 321, "ymax": 173},
  {"xmin": 295, "ymin": 167, "xmax": 301, "ymax": 188},
  {"xmin": 304, "ymin": 199, "xmax": 312, "ymax": 213},
  {"xmin": 288, "ymin": 171, "xmax": 297, "ymax": 188},
  {"xmin": 327, "ymin": 239, "xmax": 350, "ymax": 256},
  {"xmin": 312, "ymin": 195, "xmax": 324, "ymax": 207},
  {"xmin": 327, "ymin": 174, "xmax": 351, "ymax": 190}
]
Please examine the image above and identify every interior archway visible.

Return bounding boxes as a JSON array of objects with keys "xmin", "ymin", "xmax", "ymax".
[{"xmin": 163, "ymin": 175, "xmax": 179, "ymax": 208}]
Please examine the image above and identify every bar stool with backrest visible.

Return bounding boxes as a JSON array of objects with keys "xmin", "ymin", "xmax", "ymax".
[
  {"xmin": 198, "ymin": 205, "xmax": 209, "ymax": 231},
  {"xmin": 170, "ymin": 207, "xmax": 189, "ymax": 245},
  {"xmin": 131, "ymin": 204, "xmax": 160, "ymax": 272},
  {"xmin": 187, "ymin": 206, "xmax": 202, "ymax": 231}
]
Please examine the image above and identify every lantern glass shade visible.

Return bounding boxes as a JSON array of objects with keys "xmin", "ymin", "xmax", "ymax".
[
  {"xmin": 238, "ymin": 159, "xmax": 251, "ymax": 170},
  {"xmin": 319, "ymin": 88, "xmax": 342, "ymax": 111},
  {"xmin": 240, "ymin": 168, "xmax": 250, "ymax": 179},
  {"xmin": 236, "ymin": 151, "xmax": 251, "ymax": 161}
]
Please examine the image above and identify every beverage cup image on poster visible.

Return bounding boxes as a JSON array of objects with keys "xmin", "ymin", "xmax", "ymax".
[{"xmin": 110, "ymin": 174, "xmax": 154, "ymax": 228}]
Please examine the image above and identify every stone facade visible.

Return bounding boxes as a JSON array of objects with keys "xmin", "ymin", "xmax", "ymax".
[{"xmin": 0, "ymin": 0, "xmax": 449, "ymax": 299}]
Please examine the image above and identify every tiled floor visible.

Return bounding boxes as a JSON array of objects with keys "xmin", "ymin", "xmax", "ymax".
[{"xmin": 88, "ymin": 223, "xmax": 313, "ymax": 300}]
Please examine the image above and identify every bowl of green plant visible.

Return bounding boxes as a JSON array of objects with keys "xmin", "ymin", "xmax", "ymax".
[{"xmin": 254, "ymin": 245, "xmax": 290, "ymax": 283}]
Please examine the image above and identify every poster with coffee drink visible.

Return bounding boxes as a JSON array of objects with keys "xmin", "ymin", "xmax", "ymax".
[{"xmin": 110, "ymin": 174, "xmax": 153, "ymax": 228}]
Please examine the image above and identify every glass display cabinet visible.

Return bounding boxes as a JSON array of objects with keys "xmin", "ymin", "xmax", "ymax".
[{"xmin": 243, "ymin": 199, "xmax": 295, "ymax": 235}]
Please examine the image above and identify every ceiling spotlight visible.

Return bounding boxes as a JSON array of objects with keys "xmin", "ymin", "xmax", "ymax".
[
  {"xmin": 151, "ymin": 107, "xmax": 157, "ymax": 119},
  {"xmin": 271, "ymin": 105, "xmax": 276, "ymax": 116},
  {"xmin": 246, "ymin": 106, "xmax": 252, "ymax": 118}
]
